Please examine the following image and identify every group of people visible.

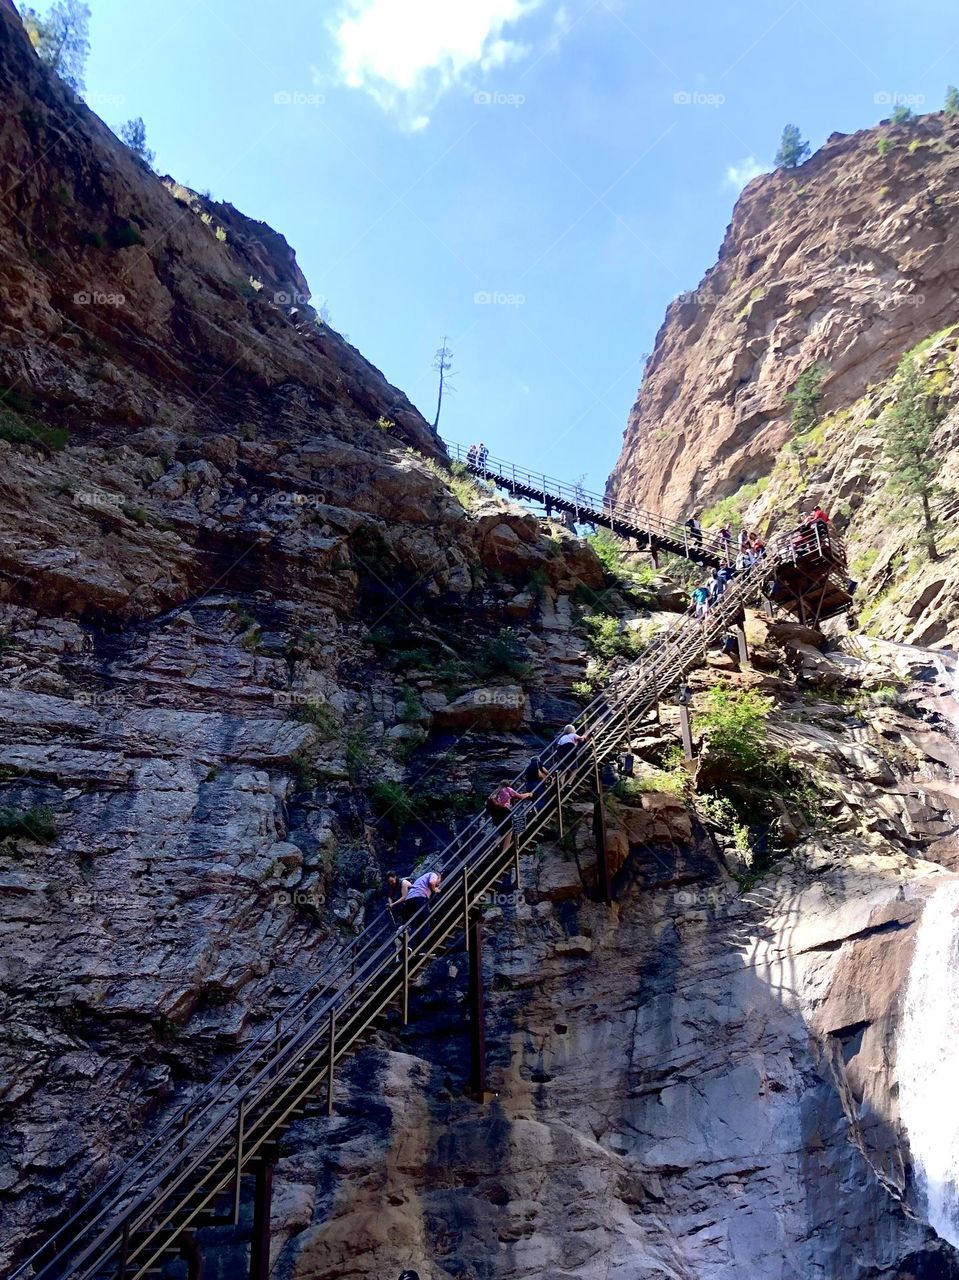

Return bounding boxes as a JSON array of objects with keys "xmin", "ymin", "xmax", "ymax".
[
  {"xmin": 685, "ymin": 515, "xmax": 767, "ymax": 567},
  {"xmin": 465, "ymin": 442, "xmax": 489, "ymax": 469},
  {"xmin": 384, "ymin": 724, "xmax": 591, "ymax": 935},
  {"xmin": 690, "ymin": 563, "xmax": 736, "ymax": 620}
]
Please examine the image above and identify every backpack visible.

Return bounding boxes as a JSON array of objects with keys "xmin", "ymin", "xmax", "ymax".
[{"xmin": 486, "ymin": 792, "xmax": 509, "ymax": 817}]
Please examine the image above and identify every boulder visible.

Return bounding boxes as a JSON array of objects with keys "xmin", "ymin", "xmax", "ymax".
[{"xmin": 431, "ymin": 686, "xmax": 528, "ymax": 731}]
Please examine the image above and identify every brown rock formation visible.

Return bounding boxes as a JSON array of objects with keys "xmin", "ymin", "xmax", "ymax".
[{"xmin": 608, "ymin": 114, "xmax": 959, "ymax": 520}]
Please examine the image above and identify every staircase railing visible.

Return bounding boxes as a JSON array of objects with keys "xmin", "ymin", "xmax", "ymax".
[
  {"xmin": 446, "ymin": 439, "xmax": 733, "ymax": 562},
  {"xmin": 12, "ymin": 556, "xmax": 779, "ymax": 1280}
]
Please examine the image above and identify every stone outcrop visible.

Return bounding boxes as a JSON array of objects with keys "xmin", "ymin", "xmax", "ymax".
[
  {"xmin": 254, "ymin": 640, "xmax": 959, "ymax": 1280},
  {"xmin": 608, "ymin": 112, "xmax": 959, "ymax": 521}
]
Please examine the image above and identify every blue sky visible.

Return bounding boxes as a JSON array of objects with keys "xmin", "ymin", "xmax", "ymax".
[{"xmin": 80, "ymin": 0, "xmax": 958, "ymax": 490}]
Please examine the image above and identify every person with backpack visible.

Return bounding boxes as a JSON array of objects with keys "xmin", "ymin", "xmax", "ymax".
[
  {"xmin": 487, "ymin": 780, "xmax": 533, "ymax": 853},
  {"xmin": 721, "ymin": 632, "xmax": 741, "ymax": 671}
]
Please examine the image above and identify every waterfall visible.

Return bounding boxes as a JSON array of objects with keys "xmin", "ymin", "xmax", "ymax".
[{"xmin": 898, "ymin": 878, "xmax": 959, "ymax": 1248}]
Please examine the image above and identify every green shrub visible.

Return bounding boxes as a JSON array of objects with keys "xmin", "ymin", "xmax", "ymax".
[
  {"xmin": 877, "ymin": 135, "xmax": 893, "ymax": 156},
  {"xmin": 297, "ymin": 699, "xmax": 338, "ymax": 739},
  {"xmin": 0, "ymin": 805, "xmax": 58, "ymax": 842},
  {"xmin": 476, "ymin": 628, "xmax": 532, "ymax": 679},
  {"xmin": 581, "ymin": 614, "xmax": 640, "ymax": 662},
  {"xmin": 0, "ymin": 409, "xmax": 70, "ymax": 451},
  {"xmin": 616, "ymin": 749, "xmax": 687, "ymax": 798},
  {"xmin": 107, "ymin": 222, "xmax": 144, "ymax": 249},
  {"xmin": 370, "ymin": 780, "xmax": 416, "ymax": 827},
  {"xmin": 694, "ymin": 686, "xmax": 772, "ymax": 776}
]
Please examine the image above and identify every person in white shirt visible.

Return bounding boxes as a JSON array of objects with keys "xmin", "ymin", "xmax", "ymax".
[{"xmin": 403, "ymin": 870, "xmax": 442, "ymax": 940}]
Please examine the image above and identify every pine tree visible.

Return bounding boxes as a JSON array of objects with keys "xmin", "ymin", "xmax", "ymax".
[
  {"xmin": 945, "ymin": 86, "xmax": 959, "ymax": 117},
  {"xmin": 22, "ymin": 1, "xmax": 91, "ymax": 94},
  {"xmin": 775, "ymin": 124, "xmax": 810, "ymax": 169},
  {"xmin": 119, "ymin": 117, "xmax": 156, "ymax": 169},
  {"xmin": 882, "ymin": 356, "xmax": 945, "ymax": 560},
  {"xmin": 786, "ymin": 364, "xmax": 824, "ymax": 434},
  {"xmin": 431, "ymin": 338, "xmax": 454, "ymax": 434},
  {"xmin": 891, "ymin": 103, "xmax": 915, "ymax": 126},
  {"xmin": 785, "ymin": 363, "xmax": 825, "ymax": 482}
]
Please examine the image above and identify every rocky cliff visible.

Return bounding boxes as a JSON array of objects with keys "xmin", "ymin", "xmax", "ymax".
[
  {"xmin": 609, "ymin": 111, "xmax": 959, "ymax": 644},
  {"xmin": 608, "ymin": 113, "xmax": 959, "ymax": 516},
  {"xmin": 3, "ymin": 8, "xmax": 959, "ymax": 1280},
  {"xmin": 257, "ymin": 631, "xmax": 959, "ymax": 1280}
]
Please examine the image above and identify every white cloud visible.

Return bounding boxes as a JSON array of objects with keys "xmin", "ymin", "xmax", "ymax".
[
  {"xmin": 326, "ymin": 0, "xmax": 545, "ymax": 127},
  {"xmin": 725, "ymin": 156, "xmax": 768, "ymax": 190}
]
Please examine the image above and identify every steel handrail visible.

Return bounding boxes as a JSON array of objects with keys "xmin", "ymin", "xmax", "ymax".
[{"xmin": 447, "ymin": 439, "xmax": 732, "ymax": 561}]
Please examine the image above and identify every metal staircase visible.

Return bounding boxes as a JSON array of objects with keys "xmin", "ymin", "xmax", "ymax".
[
  {"xmin": 10, "ymin": 482, "xmax": 850, "ymax": 1280},
  {"xmin": 449, "ymin": 441, "xmax": 853, "ymax": 623}
]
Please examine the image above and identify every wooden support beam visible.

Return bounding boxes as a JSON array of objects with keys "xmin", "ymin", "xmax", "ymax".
[
  {"xmin": 181, "ymin": 1234, "xmax": 204, "ymax": 1280},
  {"xmin": 592, "ymin": 752, "xmax": 612, "ymax": 905}
]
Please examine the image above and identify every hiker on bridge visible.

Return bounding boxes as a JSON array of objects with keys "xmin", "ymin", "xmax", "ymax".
[
  {"xmin": 386, "ymin": 870, "xmax": 413, "ymax": 919},
  {"xmin": 692, "ymin": 583, "xmax": 709, "ymax": 619},
  {"xmin": 403, "ymin": 870, "xmax": 442, "ymax": 938},
  {"xmin": 466, "ymin": 443, "xmax": 478, "ymax": 465},
  {"xmin": 487, "ymin": 780, "xmax": 533, "ymax": 853},
  {"xmin": 478, "ymin": 442, "xmax": 489, "ymax": 469},
  {"xmin": 553, "ymin": 723, "xmax": 588, "ymax": 776},
  {"xmin": 685, "ymin": 515, "xmax": 703, "ymax": 547},
  {"xmin": 524, "ymin": 755, "xmax": 548, "ymax": 810}
]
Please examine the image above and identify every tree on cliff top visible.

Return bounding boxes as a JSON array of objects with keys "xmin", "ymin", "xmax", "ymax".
[
  {"xmin": 882, "ymin": 356, "xmax": 946, "ymax": 560},
  {"xmin": 775, "ymin": 124, "xmax": 810, "ymax": 169},
  {"xmin": 22, "ymin": 0, "xmax": 90, "ymax": 94},
  {"xmin": 119, "ymin": 117, "xmax": 155, "ymax": 169},
  {"xmin": 945, "ymin": 86, "xmax": 959, "ymax": 117}
]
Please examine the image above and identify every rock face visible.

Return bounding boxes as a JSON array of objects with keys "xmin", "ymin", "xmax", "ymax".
[
  {"xmin": 257, "ymin": 641, "xmax": 959, "ymax": 1280},
  {"xmin": 608, "ymin": 113, "xmax": 959, "ymax": 520},
  {"xmin": 3, "ymin": 11, "xmax": 959, "ymax": 1280},
  {"xmin": 0, "ymin": 5, "xmax": 436, "ymax": 459}
]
